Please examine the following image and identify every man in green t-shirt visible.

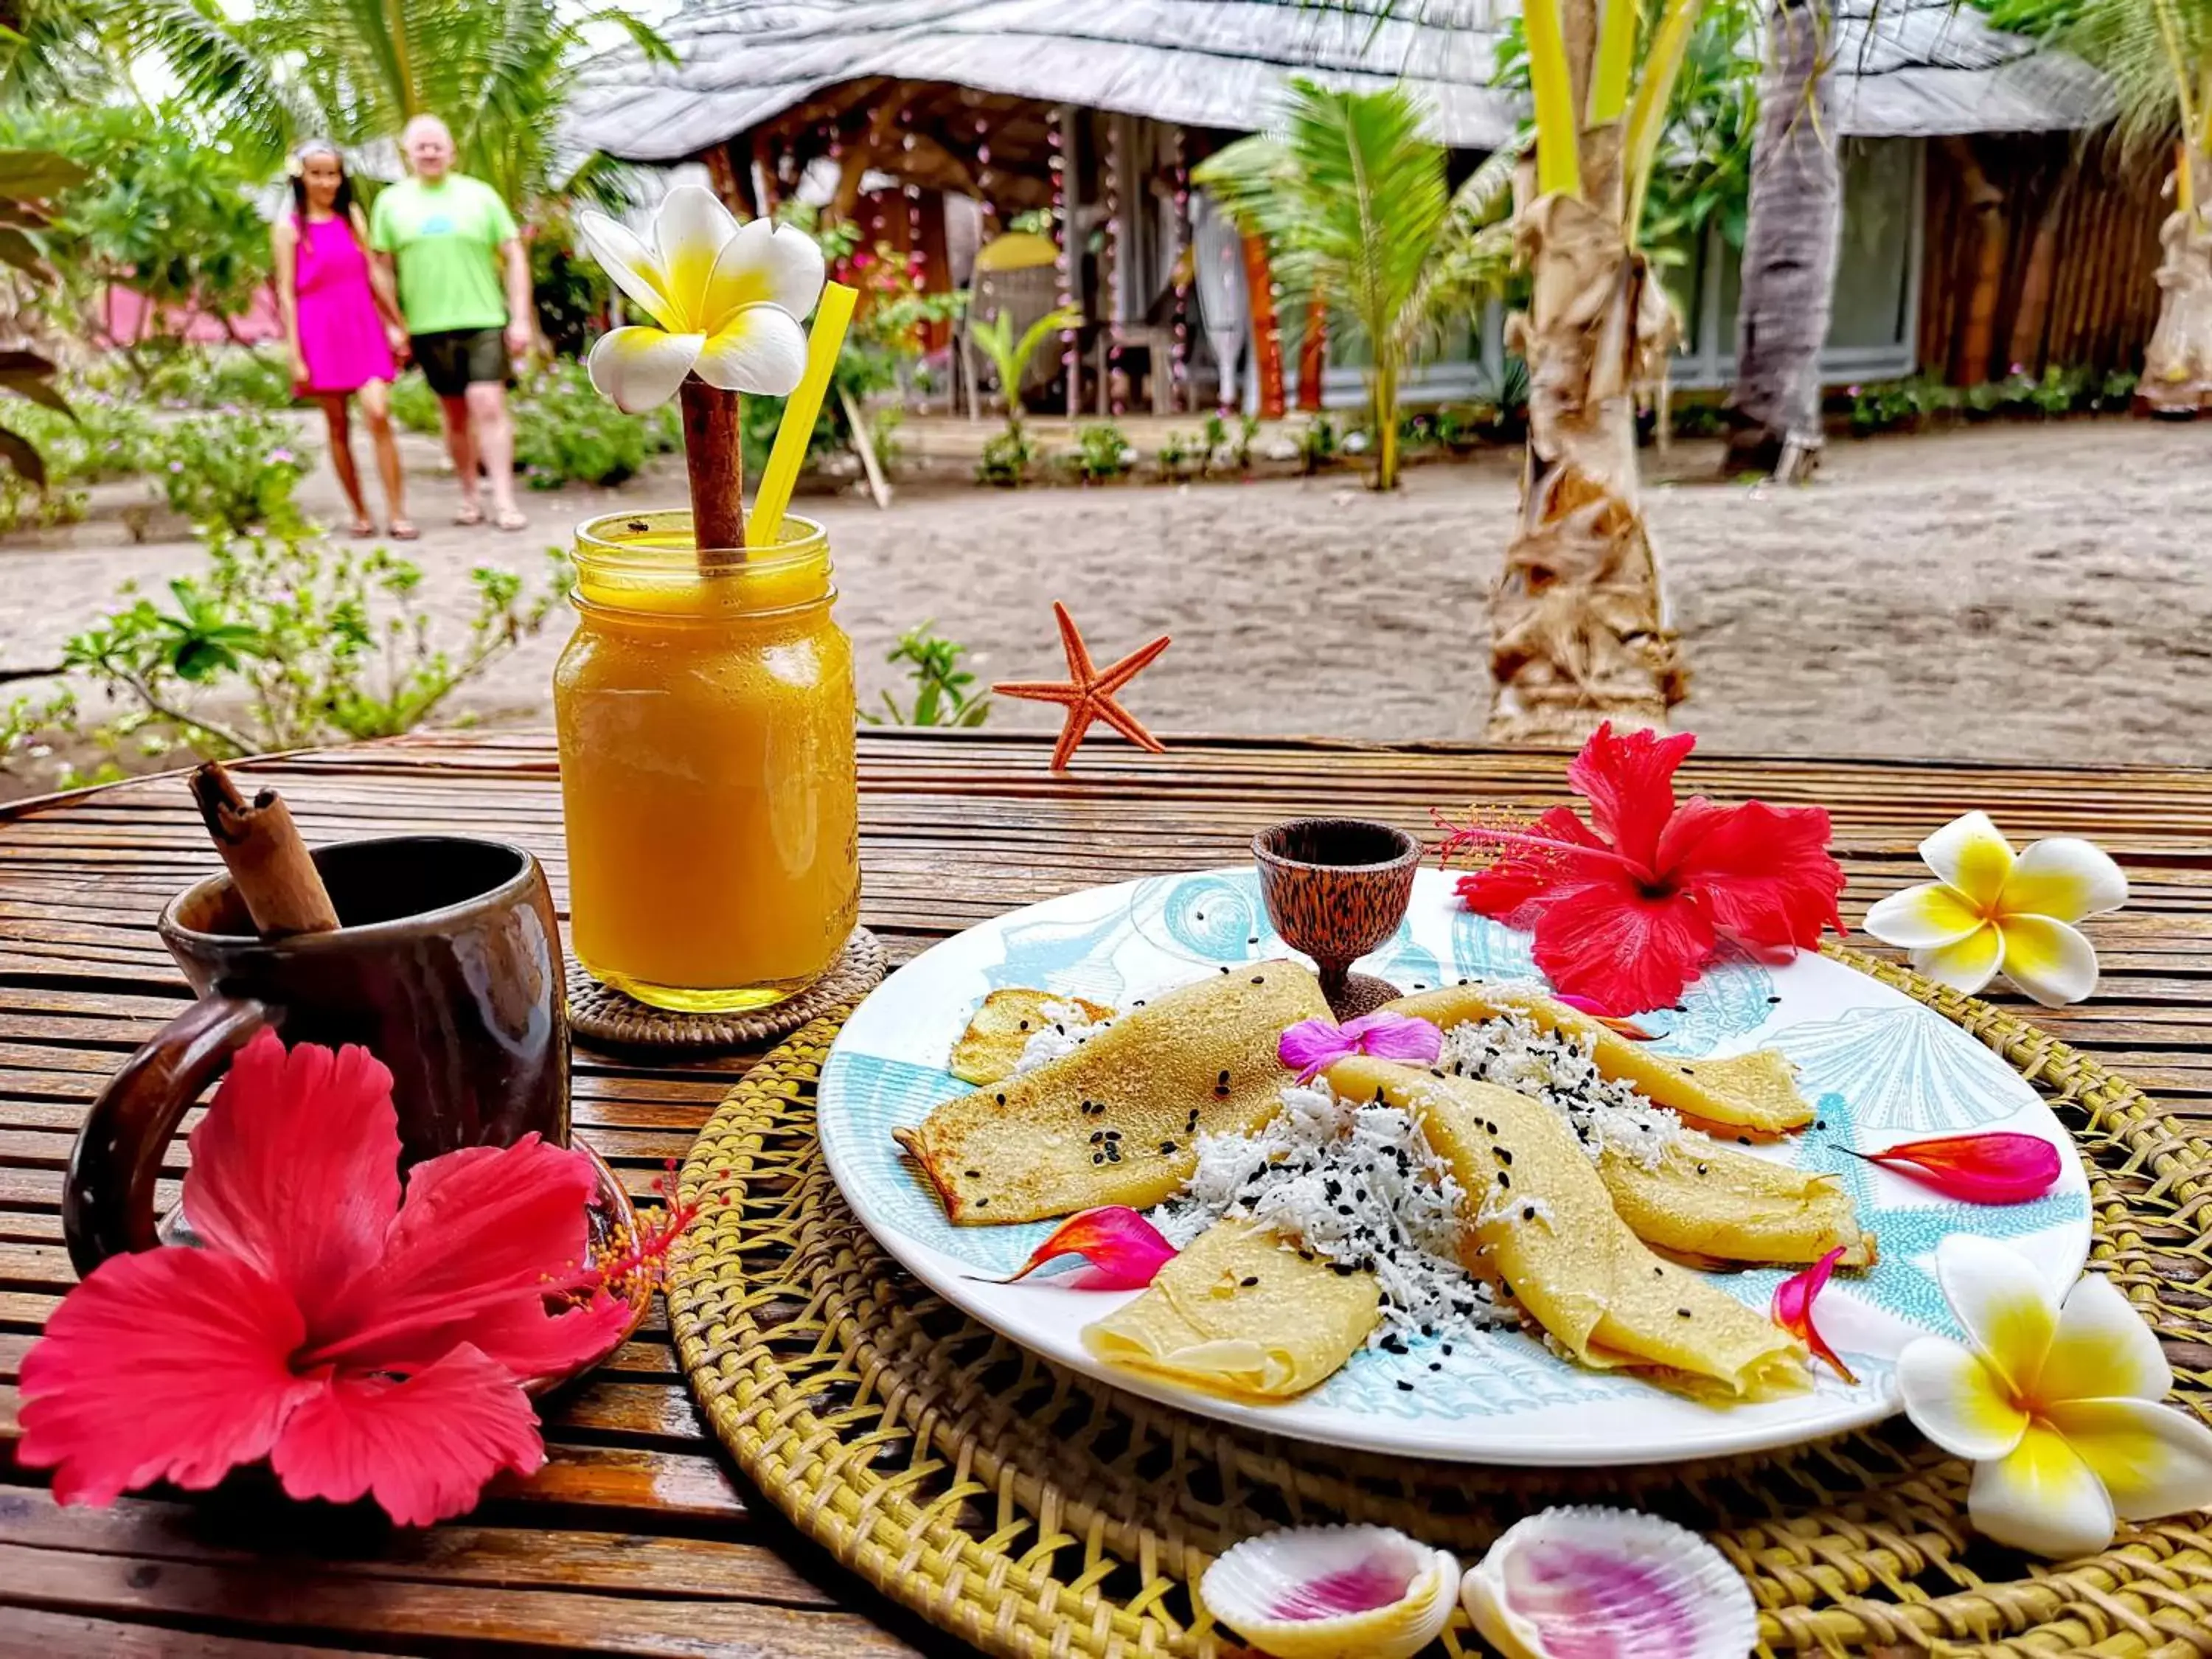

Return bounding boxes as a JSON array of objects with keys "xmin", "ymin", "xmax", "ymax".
[{"xmin": 371, "ymin": 114, "xmax": 535, "ymax": 531}]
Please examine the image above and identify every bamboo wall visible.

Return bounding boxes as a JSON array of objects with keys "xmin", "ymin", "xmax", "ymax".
[{"xmin": 1919, "ymin": 133, "xmax": 2167, "ymax": 384}]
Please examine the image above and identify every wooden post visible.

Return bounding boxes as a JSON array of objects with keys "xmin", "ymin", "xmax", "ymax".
[
  {"xmin": 1240, "ymin": 232, "xmax": 1286, "ymax": 418},
  {"xmin": 679, "ymin": 378, "xmax": 745, "ymax": 563},
  {"xmin": 1297, "ymin": 293, "xmax": 1327, "ymax": 411},
  {"xmin": 1061, "ymin": 102, "xmax": 1082, "ymax": 418}
]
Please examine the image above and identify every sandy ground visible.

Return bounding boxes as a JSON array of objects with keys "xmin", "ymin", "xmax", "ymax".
[{"xmin": 4, "ymin": 415, "xmax": 2211, "ymax": 793}]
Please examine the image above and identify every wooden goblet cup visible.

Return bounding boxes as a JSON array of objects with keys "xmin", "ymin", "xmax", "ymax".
[{"xmin": 1252, "ymin": 817, "xmax": 1423, "ymax": 1020}]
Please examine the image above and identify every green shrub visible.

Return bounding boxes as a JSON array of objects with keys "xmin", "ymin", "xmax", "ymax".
[
  {"xmin": 512, "ymin": 359, "xmax": 679, "ymax": 490},
  {"xmin": 1842, "ymin": 365, "xmax": 2131, "ymax": 436},
  {"xmin": 1070, "ymin": 422, "xmax": 1134, "ymax": 483},
  {"xmin": 0, "ymin": 473, "xmax": 86, "ymax": 534},
  {"xmin": 15, "ymin": 388, "xmax": 159, "ymax": 484},
  {"xmin": 860, "ymin": 622, "xmax": 992, "ymax": 728},
  {"xmin": 977, "ymin": 428, "xmax": 1032, "ymax": 487},
  {"xmin": 390, "ymin": 371, "xmax": 443, "ymax": 435},
  {"xmin": 1155, "ymin": 429, "xmax": 1201, "ymax": 482},
  {"xmin": 150, "ymin": 410, "xmax": 310, "ymax": 533},
  {"xmin": 1295, "ymin": 414, "xmax": 1338, "ymax": 475},
  {"xmin": 140, "ymin": 347, "xmax": 297, "ymax": 411},
  {"xmin": 60, "ymin": 524, "xmax": 571, "ymax": 761}
]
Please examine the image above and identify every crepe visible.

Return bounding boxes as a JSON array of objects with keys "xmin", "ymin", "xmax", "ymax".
[
  {"xmin": 1388, "ymin": 983, "xmax": 1815, "ymax": 1140},
  {"xmin": 1329, "ymin": 1057, "xmax": 1808, "ymax": 1400},
  {"xmin": 949, "ymin": 987, "xmax": 1117, "ymax": 1085},
  {"xmin": 895, "ymin": 961, "xmax": 1331, "ymax": 1224},
  {"xmin": 1082, "ymin": 1219, "xmax": 1381, "ymax": 1402},
  {"xmin": 1599, "ymin": 1138, "xmax": 1875, "ymax": 1269}
]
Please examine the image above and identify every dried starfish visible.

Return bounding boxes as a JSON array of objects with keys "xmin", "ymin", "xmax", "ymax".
[{"xmin": 993, "ymin": 602, "xmax": 1171, "ymax": 772}]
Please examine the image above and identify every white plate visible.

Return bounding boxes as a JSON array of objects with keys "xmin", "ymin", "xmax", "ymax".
[{"xmin": 818, "ymin": 868, "xmax": 2091, "ymax": 1466}]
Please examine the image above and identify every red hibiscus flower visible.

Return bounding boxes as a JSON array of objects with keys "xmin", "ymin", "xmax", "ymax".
[
  {"xmin": 18, "ymin": 1032, "xmax": 632, "ymax": 1526},
  {"xmin": 1444, "ymin": 723, "xmax": 1845, "ymax": 1012}
]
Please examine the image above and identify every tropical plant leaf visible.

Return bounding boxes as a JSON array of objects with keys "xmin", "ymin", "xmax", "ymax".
[
  {"xmin": 0, "ymin": 424, "xmax": 45, "ymax": 484},
  {"xmin": 0, "ymin": 148, "xmax": 87, "ymax": 198}
]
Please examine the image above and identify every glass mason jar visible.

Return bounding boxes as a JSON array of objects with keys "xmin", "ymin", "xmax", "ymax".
[{"xmin": 554, "ymin": 511, "xmax": 859, "ymax": 1012}]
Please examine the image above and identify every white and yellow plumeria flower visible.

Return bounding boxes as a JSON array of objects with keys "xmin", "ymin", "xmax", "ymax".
[
  {"xmin": 1899, "ymin": 1235, "xmax": 2212, "ymax": 1559},
  {"xmin": 1863, "ymin": 811, "xmax": 2126, "ymax": 1006},
  {"xmin": 577, "ymin": 185, "xmax": 825, "ymax": 413}
]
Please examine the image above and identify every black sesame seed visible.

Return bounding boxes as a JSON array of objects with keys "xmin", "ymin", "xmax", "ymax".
[
  {"xmin": 1214, "ymin": 1085, "xmax": 1231, "ymax": 1098},
  {"xmin": 1695, "ymin": 1163, "xmax": 1708, "ymax": 1176},
  {"xmin": 965, "ymin": 1169, "xmax": 981, "ymax": 1178},
  {"xmin": 1521, "ymin": 1204, "xmax": 1537, "ymax": 1220},
  {"xmin": 1248, "ymin": 935, "xmax": 1259, "ymax": 945},
  {"xmin": 1652, "ymin": 1266, "xmax": 1665, "ymax": 1278},
  {"xmin": 1161, "ymin": 1141, "xmax": 1178, "ymax": 1155},
  {"xmin": 1220, "ymin": 966, "xmax": 1231, "ymax": 974},
  {"xmin": 1767, "ymin": 994, "xmax": 1782, "ymax": 1004},
  {"xmin": 1496, "ymin": 1147, "xmax": 1513, "ymax": 1166},
  {"xmin": 1240, "ymin": 1275, "xmax": 1260, "ymax": 1287},
  {"xmin": 1815, "ymin": 1118, "xmax": 1829, "ymax": 1130},
  {"xmin": 1736, "ymin": 1135, "xmax": 1753, "ymax": 1146},
  {"xmin": 1397, "ymin": 1380, "xmax": 1415, "ymax": 1393},
  {"xmin": 1429, "ymin": 1360, "xmax": 1443, "ymax": 1371},
  {"xmin": 1337, "ymin": 1204, "xmax": 1354, "ymax": 1217},
  {"xmin": 995, "ymin": 1093, "xmax": 1006, "ymax": 1105},
  {"xmin": 1218, "ymin": 1070, "xmax": 1231, "ymax": 1085},
  {"xmin": 1251, "ymin": 975, "xmax": 1265, "ymax": 985},
  {"xmin": 975, "ymin": 1198, "xmax": 989, "ymax": 1208},
  {"xmin": 1092, "ymin": 1153, "xmax": 1105, "ymax": 1165},
  {"xmin": 1496, "ymin": 1170, "xmax": 1512, "ymax": 1189},
  {"xmin": 1090, "ymin": 1131, "xmax": 1104, "ymax": 1144},
  {"xmin": 1677, "ymin": 1308, "xmax": 1692, "ymax": 1319},
  {"xmin": 1441, "ymin": 1343, "xmax": 1455, "ymax": 1356},
  {"xmin": 1330, "ymin": 1263, "xmax": 1358, "ymax": 1276}
]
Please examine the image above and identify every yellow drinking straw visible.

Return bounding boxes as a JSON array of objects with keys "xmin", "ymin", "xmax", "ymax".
[{"xmin": 748, "ymin": 280, "xmax": 858, "ymax": 550}]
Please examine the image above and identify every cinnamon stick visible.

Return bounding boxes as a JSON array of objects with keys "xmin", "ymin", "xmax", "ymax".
[
  {"xmin": 678, "ymin": 375, "xmax": 745, "ymax": 567},
  {"xmin": 189, "ymin": 762, "xmax": 341, "ymax": 938}
]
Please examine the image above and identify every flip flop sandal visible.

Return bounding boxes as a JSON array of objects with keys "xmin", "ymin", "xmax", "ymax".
[
  {"xmin": 454, "ymin": 503, "xmax": 486, "ymax": 527},
  {"xmin": 389, "ymin": 518, "xmax": 420, "ymax": 541},
  {"xmin": 347, "ymin": 517, "xmax": 376, "ymax": 538},
  {"xmin": 493, "ymin": 508, "xmax": 529, "ymax": 532}
]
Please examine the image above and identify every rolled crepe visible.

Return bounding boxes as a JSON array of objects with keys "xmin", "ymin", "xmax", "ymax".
[
  {"xmin": 1082, "ymin": 1219, "xmax": 1381, "ymax": 1402},
  {"xmin": 948, "ymin": 987, "xmax": 1116, "ymax": 1085},
  {"xmin": 1330, "ymin": 1057, "xmax": 1808, "ymax": 1400},
  {"xmin": 1599, "ymin": 1138, "xmax": 1875, "ymax": 1269},
  {"xmin": 1388, "ymin": 983, "xmax": 1815, "ymax": 1140},
  {"xmin": 896, "ymin": 961, "xmax": 1330, "ymax": 1224}
]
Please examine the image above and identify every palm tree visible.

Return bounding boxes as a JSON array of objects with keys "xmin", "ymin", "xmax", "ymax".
[
  {"xmin": 1484, "ymin": 0, "xmax": 1711, "ymax": 742},
  {"xmin": 1725, "ymin": 0, "xmax": 1841, "ymax": 477},
  {"xmin": 1991, "ymin": 0, "xmax": 2212, "ymax": 409},
  {"xmin": 37, "ymin": 0, "xmax": 666, "ymax": 206},
  {"xmin": 1192, "ymin": 79, "xmax": 1515, "ymax": 490}
]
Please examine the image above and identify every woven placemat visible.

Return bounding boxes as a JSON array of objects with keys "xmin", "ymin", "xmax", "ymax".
[
  {"xmin": 566, "ymin": 929, "xmax": 884, "ymax": 1051},
  {"xmin": 667, "ymin": 944, "xmax": 2212, "ymax": 1658}
]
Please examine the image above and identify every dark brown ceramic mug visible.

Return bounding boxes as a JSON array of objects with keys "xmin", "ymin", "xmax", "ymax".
[
  {"xmin": 63, "ymin": 835, "xmax": 570, "ymax": 1277},
  {"xmin": 1253, "ymin": 817, "xmax": 1424, "ymax": 1020}
]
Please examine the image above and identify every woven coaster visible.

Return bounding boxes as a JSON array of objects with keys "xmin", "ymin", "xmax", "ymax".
[
  {"xmin": 566, "ymin": 928, "xmax": 884, "ymax": 1052},
  {"xmin": 665, "ymin": 944, "xmax": 2212, "ymax": 1658}
]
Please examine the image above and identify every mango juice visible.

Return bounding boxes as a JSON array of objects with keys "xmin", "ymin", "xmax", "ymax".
[{"xmin": 554, "ymin": 512, "xmax": 858, "ymax": 1011}]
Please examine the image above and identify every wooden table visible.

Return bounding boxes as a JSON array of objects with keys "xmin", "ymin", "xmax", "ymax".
[{"xmin": 3, "ymin": 728, "xmax": 2209, "ymax": 1656}]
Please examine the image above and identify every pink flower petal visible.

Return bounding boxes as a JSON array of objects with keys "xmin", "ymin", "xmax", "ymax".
[
  {"xmin": 1773, "ymin": 1245, "xmax": 1857, "ymax": 1383},
  {"xmin": 1854, "ymin": 1133, "xmax": 2063, "ymax": 1205},
  {"xmin": 308, "ymin": 1135, "xmax": 605, "ymax": 1372},
  {"xmin": 271, "ymin": 1343, "xmax": 546, "ymax": 1526},
  {"xmin": 18, "ymin": 1245, "xmax": 316, "ymax": 1506},
  {"xmin": 999, "ymin": 1206, "xmax": 1178, "ymax": 1290},
  {"xmin": 1280, "ymin": 1016, "xmax": 1356, "ymax": 1084},
  {"xmin": 1340, "ymin": 1011, "xmax": 1444, "ymax": 1068},
  {"xmin": 184, "ymin": 1032, "xmax": 402, "ymax": 1331}
]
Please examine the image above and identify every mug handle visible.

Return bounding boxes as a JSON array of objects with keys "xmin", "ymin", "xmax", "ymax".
[{"xmin": 63, "ymin": 994, "xmax": 274, "ymax": 1278}]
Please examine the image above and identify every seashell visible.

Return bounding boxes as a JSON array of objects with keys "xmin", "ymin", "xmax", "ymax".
[
  {"xmin": 1199, "ymin": 1523, "xmax": 1457, "ymax": 1659},
  {"xmin": 1461, "ymin": 1505, "xmax": 1756, "ymax": 1659}
]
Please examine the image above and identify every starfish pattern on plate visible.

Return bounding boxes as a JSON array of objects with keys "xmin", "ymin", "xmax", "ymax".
[{"xmin": 992, "ymin": 602, "xmax": 1171, "ymax": 772}]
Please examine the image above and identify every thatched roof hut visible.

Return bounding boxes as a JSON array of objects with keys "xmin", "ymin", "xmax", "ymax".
[
  {"xmin": 567, "ymin": 0, "xmax": 2147, "ymax": 407},
  {"xmin": 569, "ymin": 0, "xmax": 2110, "ymax": 164}
]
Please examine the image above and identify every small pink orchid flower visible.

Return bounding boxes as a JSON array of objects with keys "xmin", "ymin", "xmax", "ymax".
[
  {"xmin": 1279, "ymin": 1011, "xmax": 1444, "ymax": 1085},
  {"xmin": 994, "ymin": 1207, "xmax": 1177, "ymax": 1290},
  {"xmin": 1773, "ymin": 1245, "xmax": 1856, "ymax": 1383}
]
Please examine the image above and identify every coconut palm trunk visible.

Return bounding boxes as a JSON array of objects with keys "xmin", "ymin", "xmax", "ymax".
[
  {"xmin": 1725, "ymin": 0, "xmax": 1841, "ymax": 478},
  {"xmin": 1486, "ymin": 0, "xmax": 1691, "ymax": 744},
  {"xmin": 2143, "ymin": 153, "xmax": 2212, "ymax": 411}
]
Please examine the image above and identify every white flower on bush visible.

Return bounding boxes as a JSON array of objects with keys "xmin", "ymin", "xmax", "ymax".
[{"xmin": 576, "ymin": 186, "xmax": 825, "ymax": 413}]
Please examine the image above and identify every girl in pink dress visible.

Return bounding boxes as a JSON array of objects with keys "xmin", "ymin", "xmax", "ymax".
[{"xmin": 273, "ymin": 143, "xmax": 413, "ymax": 538}]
